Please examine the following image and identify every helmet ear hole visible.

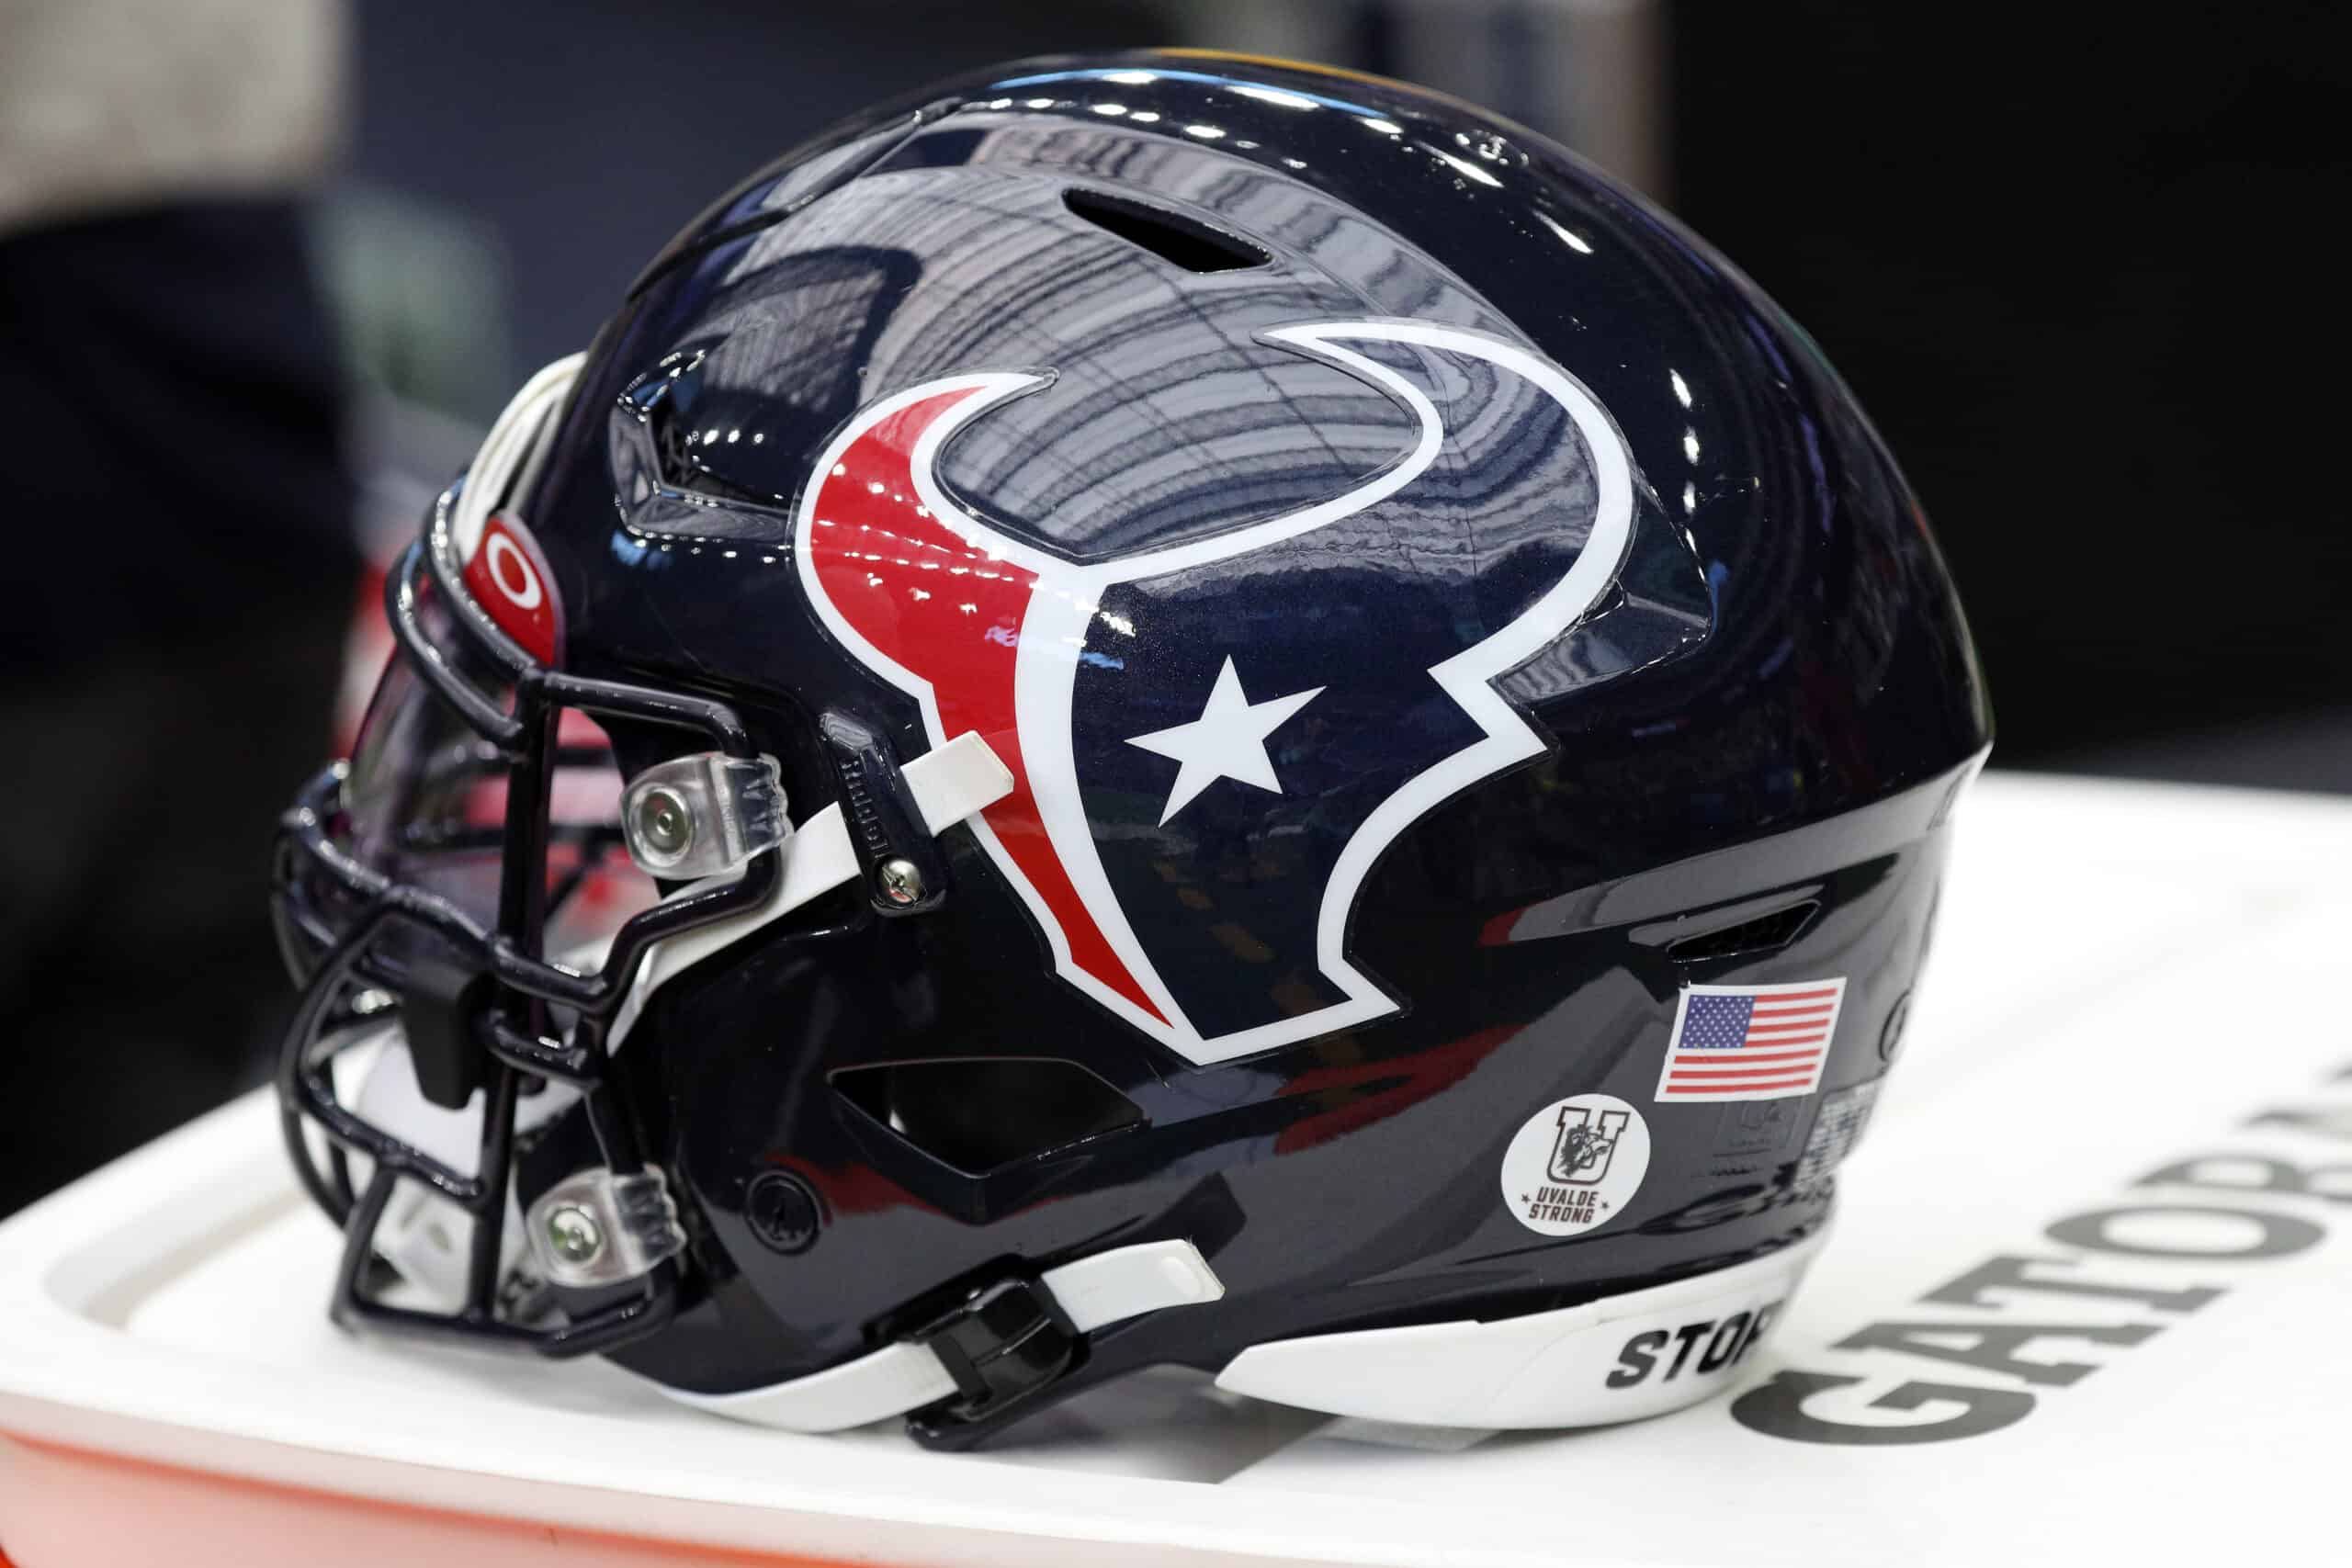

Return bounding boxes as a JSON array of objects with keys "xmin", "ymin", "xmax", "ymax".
[{"xmin": 831, "ymin": 1059, "xmax": 1146, "ymax": 1175}]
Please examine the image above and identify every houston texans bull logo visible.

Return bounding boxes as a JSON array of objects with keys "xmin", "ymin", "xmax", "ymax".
[{"xmin": 797, "ymin": 321, "xmax": 1634, "ymax": 1066}]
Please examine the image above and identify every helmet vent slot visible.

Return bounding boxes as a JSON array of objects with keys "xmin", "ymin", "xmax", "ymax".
[
  {"xmin": 1666, "ymin": 900, "xmax": 1820, "ymax": 965},
  {"xmin": 1062, "ymin": 188, "xmax": 1270, "ymax": 274},
  {"xmin": 831, "ymin": 1057, "xmax": 1146, "ymax": 1175}
]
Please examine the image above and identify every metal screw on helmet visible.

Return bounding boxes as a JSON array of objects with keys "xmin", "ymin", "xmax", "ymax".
[
  {"xmin": 633, "ymin": 785, "xmax": 695, "ymax": 862},
  {"xmin": 877, "ymin": 856, "xmax": 926, "ymax": 906},
  {"xmin": 546, "ymin": 1204, "xmax": 605, "ymax": 1266}
]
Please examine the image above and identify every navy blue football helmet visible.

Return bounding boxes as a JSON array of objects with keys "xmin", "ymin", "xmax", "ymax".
[{"xmin": 275, "ymin": 51, "xmax": 1989, "ymax": 1447}]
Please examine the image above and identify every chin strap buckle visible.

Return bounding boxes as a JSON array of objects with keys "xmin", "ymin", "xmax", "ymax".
[
  {"xmin": 819, "ymin": 709, "xmax": 951, "ymax": 917},
  {"xmin": 910, "ymin": 1277, "xmax": 1080, "ymax": 1426},
  {"xmin": 658, "ymin": 1236, "xmax": 1224, "ymax": 1440}
]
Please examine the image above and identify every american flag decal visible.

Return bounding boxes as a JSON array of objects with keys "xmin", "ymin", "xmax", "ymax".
[{"xmin": 1654, "ymin": 979, "xmax": 1848, "ymax": 1103}]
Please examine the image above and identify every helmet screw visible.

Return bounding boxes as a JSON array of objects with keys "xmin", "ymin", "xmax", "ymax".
[
  {"xmin": 546, "ymin": 1204, "xmax": 605, "ymax": 1265},
  {"xmin": 877, "ymin": 856, "xmax": 926, "ymax": 906},
  {"xmin": 633, "ymin": 785, "xmax": 694, "ymax": 861}
]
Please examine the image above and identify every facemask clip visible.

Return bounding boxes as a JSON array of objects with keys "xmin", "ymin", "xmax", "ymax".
[
  {"xmin": 621, "ymin": 752, "xmax": 789, "ymax": 881},
  {"xmin": 525, "ymin": 1166, "xmax": 689, "ymax": 1290}
]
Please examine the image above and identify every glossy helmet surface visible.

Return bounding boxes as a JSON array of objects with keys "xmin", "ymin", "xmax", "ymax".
[{"xmin": 275, "ymin": 51, "xmax": 1990, "ymax": 1448}]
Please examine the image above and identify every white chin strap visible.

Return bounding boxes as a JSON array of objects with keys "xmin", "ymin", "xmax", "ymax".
[
  {"xmin": 605, "ymin": 726, "xmax": 1017, "ymax": 1048},
  {"xmin": 670, "ymin": 1239, "xmax": 1226, "ymax": 1433}
]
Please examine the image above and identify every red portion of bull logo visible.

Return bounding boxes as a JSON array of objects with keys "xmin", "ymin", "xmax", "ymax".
[{"xmin": 800, "ymin": 386, "xmax": 1166, "ymax": 1025}]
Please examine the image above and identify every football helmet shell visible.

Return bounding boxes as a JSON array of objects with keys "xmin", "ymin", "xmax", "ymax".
[{"xmin": 275, "ymin": 51, "xmax": 1989, "ymax": 1448}]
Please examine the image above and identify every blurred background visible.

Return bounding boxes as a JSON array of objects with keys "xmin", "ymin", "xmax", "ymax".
[{"xmin": 3, "ymin": 0, "xmax": 2344, "ymax": 1214}]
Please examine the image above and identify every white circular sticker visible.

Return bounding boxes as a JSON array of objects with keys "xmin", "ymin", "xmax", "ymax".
[{"xmin": 1499, "ymin": 1092, "xmax": 1651, "ymax": 1236}]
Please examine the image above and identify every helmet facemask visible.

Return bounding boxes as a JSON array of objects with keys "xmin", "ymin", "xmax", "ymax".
[{"xmin": 272, "ymin": 358, "xmax": 791, "ymax": 1359}]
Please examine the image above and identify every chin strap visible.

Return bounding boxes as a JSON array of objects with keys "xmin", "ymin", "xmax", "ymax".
[
  {"xmin": 663, "ymin": 1237, "xmax": 1226, "ymax": 1433},
  {"xmin": 607, "ymin": 728, "xmax": 1015, "ymax": 1048}
]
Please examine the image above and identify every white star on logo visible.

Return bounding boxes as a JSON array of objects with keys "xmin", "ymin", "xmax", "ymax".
[{"xmin": 1125, "ymin": 657, "xmax": 1324, "ymax": 826}]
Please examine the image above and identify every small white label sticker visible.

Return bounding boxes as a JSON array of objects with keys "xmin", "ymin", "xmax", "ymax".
[{"xmin": 1500, "ymin": 1092, "xmax": 1651, "ymax": 1236}]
